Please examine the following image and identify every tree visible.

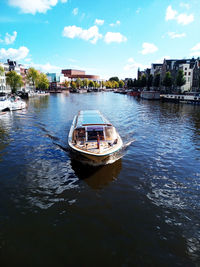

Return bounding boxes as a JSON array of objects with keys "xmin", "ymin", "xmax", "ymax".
[
  {"xmin": 63, "ymin": 80, "xmax": 70, "ymax": 88},
  {"xmin": 176, "ymin": 70, "xmax": 186, "ymax": 92},
  {"xmin": 26, "ymin": 67, "xmax": 39, "ymax": 88},
  {"xmin": 147, "ymin": 74, "xmax": 153, "ymax": 90},
  {"xmin": 36, "ymin": 73, "xmax": 49, "ymax": 90},
  {"xmin": 105, "ymin": 81, "xmax": 112, "ymax": 88},
  {"xmin": 71, "ymin": 81, "xmax": 77, "ymax": 89},
  {"xmin": 112, "ymin": 81, "xmax": 119, "ymax": 88},
  {"xmin": 0, "ymin": 66, "xmax": 4, "ymax": 76},
  {"xmin": 101, "ymin": 80, "xmax": 106, "ymax": 88},
  {"xmin": 153, "ymin": 73, "xmax": 160, "ymax": 88},
  {"xmin": 6, "ymin": 71, "xmax": 23, "ymax": 94},
  {"xmin": 119, "ymin": 80, "xmax": 124, "ymax": 88},
  {"xmin": 75, "ymin": 78, "xmax": 82, "ymax": 89},
  {"xmin": 88, "ymin": 80, "xmax": 95, "ymax": 88},
  {"xmin": 83, "ymin": 79, "xmax": 89, "ymax": 88},
  {"xmin": 162, "ymin": 71, "xmax": 173, "ymax": 92},
  {"xmin": 141, "ymin": 74, "xmax": 147, "ymax": 87},
  {"xmin": 109, "ymin": 76, "xmax": 119, "ymax": 82}
]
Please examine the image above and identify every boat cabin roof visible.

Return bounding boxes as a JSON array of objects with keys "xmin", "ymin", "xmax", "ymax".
[{"xmin": 75, "ymin": 110, "xmax": 111, "ymax": 128}]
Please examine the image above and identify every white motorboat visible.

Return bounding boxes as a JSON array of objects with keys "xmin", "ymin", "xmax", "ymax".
[
  {"xmin": 0, "ymin": 95, "xmax": 11, "ymax": 111},
  {"xmin": 0, "ymin": 95, "xmax": 27, "ymax": 111},
  {"xmin": 68, "ymin": 110, "xmax": 123, "ymax": 163}
]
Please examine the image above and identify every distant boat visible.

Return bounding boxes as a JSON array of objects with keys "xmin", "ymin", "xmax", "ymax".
[
  {"xmin": 140, "ymin": 91, "xmax": 160, "ymax": 100},
  {"xmin": 68, "ymin": 110, "xmax": 123, "ymax": 163}
]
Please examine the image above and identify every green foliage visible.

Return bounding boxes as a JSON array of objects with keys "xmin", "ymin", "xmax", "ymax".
[
  {"xmin": 141, "ymin": 74, "xmax": 147, "ymax": 87},
  {"xmin": 75, "ymin": 78, "xmax": 82, "ymax": 89},
  {"xmin": 147, "ymin": 74, "xmax": 153, "ymax": 90},
  {"xmin": 71, "ymin": 81, "xmax": 77, "ymax": 89},
  {"xmin": 162, "ymin": 71, "xmax": 173, "ymax": 88},
  {"xmin": 6, "ymin": 71, "xmax": 23, "ymax": 94},
  {"xmin": 83, "ymin": 79, "xmax": 89, "ymax": 88},
  {"xmin": 36, "ymin": 73, "xmax": 49, "ymax": 90},
  {"xmin": 26, "ymin": 67, "xmax": 39, "ymax": 87},
  {"xmin": 63, "ymin": 80, "xmax": 70, "ymax": 88},
  {"xmin": 153, "ymin": 73, "xmax": 160, "ymax": 87},
  {"xmin": 88, "ymin": 80, "xmax": 95, "ymax": 88},
  {"xmin": 0, "ymin": 66, "xmax": 4, "ymax": 76},
  {"xmin": 119, "ymin": 80, "xmax": 124, "ymax": 88},
  {"xmin": 109, "ymin": 76, "xmax": 119, "ymax": 82},
  {"xmin": 176, "ymin": 70, "xmax": 186, "ymax": 87}
]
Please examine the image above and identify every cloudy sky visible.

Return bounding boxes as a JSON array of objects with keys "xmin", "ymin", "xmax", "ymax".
[{"xmin": 0, "ymin": 0, "xmax": 200, "ymax": 79}]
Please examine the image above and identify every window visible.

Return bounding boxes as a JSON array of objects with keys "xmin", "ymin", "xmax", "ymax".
[
  {"xmin": 185, "ymin": 72, "xmax": 187, "ymax": 76},
  {"xmin": 185, "ymin": 67, "xmax": 187, "ymax": 70},
  {"xmin": 188, "ymin": 72, "xmax": 191, "ymax": 76}
]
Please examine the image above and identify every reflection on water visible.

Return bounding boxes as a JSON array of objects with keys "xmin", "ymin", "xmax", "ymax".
[
  {"xmin": 0, "ymin": 92, "xmax": 200, "ymax": 266},
  {"xmin": 71, "ymin": 159, "xmax": 122, "ymax": 189}
]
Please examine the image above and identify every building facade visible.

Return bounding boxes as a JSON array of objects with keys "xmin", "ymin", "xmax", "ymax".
[{"xmin": 62, "ymin": 69, "xmax": 100, "ymax": 81}]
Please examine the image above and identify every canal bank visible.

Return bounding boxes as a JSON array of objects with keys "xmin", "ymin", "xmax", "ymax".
[{"xmin": 0, "ymin": 92, "xmax": 199, "ymax": 266}]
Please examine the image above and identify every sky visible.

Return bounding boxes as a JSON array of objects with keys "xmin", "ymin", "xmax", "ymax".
[{"xmin": 0, "ymin": 0, "xmax": 200, "ymax": 79}]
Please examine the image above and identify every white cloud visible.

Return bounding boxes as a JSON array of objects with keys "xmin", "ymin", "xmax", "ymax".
[
  {"xmin": 165, "ymin": 5, "xmax": 194, "ymax": 25},
  {"xmin": 176, "ymin": 13, "xmax": 194, "ymax": 25},
  {"xmin": 168, "ymin": 32, "xmax": 186, "ymax": 39},
  {"xmin": 104, "ymin": 32, "xmax": 127, "ymax": 44},
  {"xmin": 165, "ymin": 5, "xmax": 177, "ymax": 21},
  {"xmin": 62, "ymin": 25, "xmax": 102, "ymax": 44},
  {"xmin": 110, "ymin": 20, "xmax": 120, "ymax": 27},
  {"xmin": 155, "ymin": 56, "xmax": 170, "ymax": 63},
  {"xmin": 180, "ymin": 3, "xmax": 190, "ymax": 9},
  {"xmin": 31, "ymin": 62, "xmax": 61, "ymax": 73},
  {"xmin": 0, "ymin": 46, "xmax": 29, "ymax": 60},
  {"xmin": 72, "ymin": 8, "xmax": 78, "ymax": 15},
  {"xmin": 123, "ymin": 58, "xmax": 149, "ymax": 78},
  {"xmin": 8, "ymin": 0, "xmax": 66, "ymax": 14},
  {"xmin": 95, "ymin": 19, "xmax": 104, "ymax": 26},
  {"xmin": 190, "ymin": 43, "xmax": 200, "ymax": 57},
  {"xmin": 0, "ymin": 31, "xmax": 17, "ymax": 44},
  {"xmin": 136, "ymin": 8, "xmax": 141, "ymax": 14},
  {"xmin": 140, "ymin": 42, "xmax": 158, "ymax": 55},
  {"xmin": 191, "ymin": 43, "xmax": 200, "ymax": 51}
]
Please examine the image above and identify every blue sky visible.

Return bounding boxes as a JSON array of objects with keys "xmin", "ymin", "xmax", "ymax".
[{"xmin": 0, "ymin": 0, "xmax": 200, "ymax": 79}]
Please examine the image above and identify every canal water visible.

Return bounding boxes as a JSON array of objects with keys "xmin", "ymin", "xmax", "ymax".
[{"xmin": 0, "ymin": 92, "xmax": 200, "ymax": 266}]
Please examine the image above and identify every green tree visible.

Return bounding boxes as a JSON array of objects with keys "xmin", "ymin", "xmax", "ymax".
[
  {"xmin": 26, "ymin": 67, "xmax": 39, "ymax": 87},
  {"xmin": 153, "ymin": 73, "xmax": 160, "ymax": 88},
  {"xmin": 0, "ymin": 66, "xmax": 4, "ymax": 76},
  {"xmin": 83, "ymin": 79, "xmax": 89, "ymax": 88},
  {"xmin": 141, "ymin": 74, "xmax": 147, "ymax": 87},
  {"xmin": 88, "ymin": 80, "xmax": 95, "ymax": 88},
  {"xmin": 162, "ymin": 71, "xmax": 173, "ymax": 92},
  {"xmin": 147, "ymin": 74, "xmax": 153, "ymax": 90},
  {"xmin": 105, "ymin": 81, "xmax": 112, "ymax": 88},
  {"xmin": 109, "ymin": 76, "xmax": 119, "ymax": 82},
  {"xmin": 119, "ymin": 80, "xmax": 124, "ymax": 88},
  {"xmin": 112, "ymin": 81, "xmax": 119, "ymax": 88},
  {"xmin": 6, "ymin": 71, "xmax": 23, "ymax": 94},
  {"xmin": 63, "ymin": 80, "xmax": 70, "ymax": 88},
  {"xmin": 71, "ymin": 81, "xmax": 77, "ymax": 89},
  {"xmin": 176, "ymin": 70, "xmax": 186, "ymax": 92},
  {"xmin": 75, "ymin": 78, "xmax": 82, "ymax": 89},
  {"xmin": 36, "ymin": 73, "xmax": 49, "ymax": 90}
]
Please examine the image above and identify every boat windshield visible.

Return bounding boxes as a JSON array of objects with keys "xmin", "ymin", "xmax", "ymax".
[
  {"xmin": 105, "ymin": 126, "xmax": 117, "ymax": 141},
  {"xmin": 87, "ymin": 127, "xmax": 104, "ymax": 141}
]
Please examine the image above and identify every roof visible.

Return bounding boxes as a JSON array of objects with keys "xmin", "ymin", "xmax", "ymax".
[{"xmin": 76, "ymin": 110, "xmax": 110, "ymax": 127}]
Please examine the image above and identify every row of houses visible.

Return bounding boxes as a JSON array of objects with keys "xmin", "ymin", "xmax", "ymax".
[
  {"xmin": 138, "ymin": 57, "xmax": 200, "ymax": 92},
  {"xmin": 0, "ymin": 59, "xmax": 35, "ymax": 93}
]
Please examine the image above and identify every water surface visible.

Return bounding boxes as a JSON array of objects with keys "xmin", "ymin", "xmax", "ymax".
[{"xmin": 0, "ymin": 92, "xmax": 200, "ymax": 266}]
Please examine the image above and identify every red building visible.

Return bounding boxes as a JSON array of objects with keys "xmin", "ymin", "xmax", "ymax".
[{"xmin": 62, "ymin": 69, "xmax": 100, "ymax": 80}]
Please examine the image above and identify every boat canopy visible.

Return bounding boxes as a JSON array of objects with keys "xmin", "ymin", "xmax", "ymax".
[{"xmin": 75, "ymin": 110, "xmax": 110, "ymax": 128}]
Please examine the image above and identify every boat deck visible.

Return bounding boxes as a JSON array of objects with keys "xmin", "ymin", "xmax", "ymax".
[{"xmin": 74, "ymin": 140, "xmax": 112, "ymax": 154}]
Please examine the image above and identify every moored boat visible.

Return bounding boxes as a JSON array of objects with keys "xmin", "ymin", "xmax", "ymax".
[
  {"xmin": 68, "ymin": 110, "xmax": 123, "ymax": 164},
  {"xmin": 0, "ymin": 95, "xmax": 27, "ymax": 111},
  {"xmin": 140, "ymin": 91, "xmax": 160, "ymax": 100}
]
